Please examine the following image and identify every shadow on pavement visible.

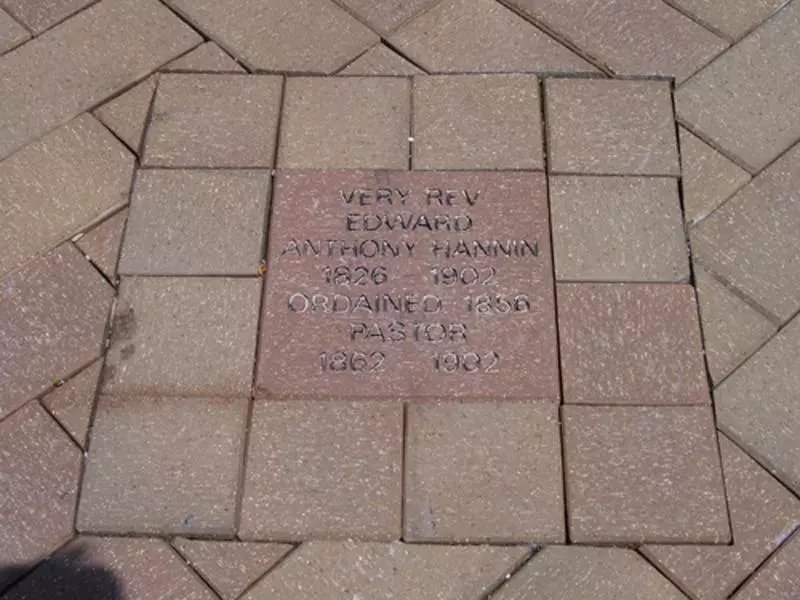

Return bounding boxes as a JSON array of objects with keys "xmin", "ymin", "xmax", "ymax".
[{"xmin": 0, "ymin": 546, "xmax": 122, "ymax": 599}]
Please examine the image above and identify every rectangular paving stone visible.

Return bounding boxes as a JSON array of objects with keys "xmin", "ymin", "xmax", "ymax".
[
  {"xmin": 545, "ymin": 78, "xmax": 680, "ymax": 176},
  {"xmin": 120, "ymin": 170, "xmax": 269, "ymax": 276},
  {"xmin": 676, "ymin": 1, "xmax": 800, "ymax": 173},
  {"xmin": 0, "ymin": 7, "xmax": 28, "ymax": 54},
  {"xmin": 557, "ymin": 283, "xmax": 708, "ymax": 405},
  {"xmin": 240, "ymin": 401, "xmax": 403, "ymax": 541},
  {"xmin": 93, "ymin": 76, "xmax": 157, "ymax": 155},
  {"xmin": 337, "ymin": 0, "xmax": 438, "ymax": 34},
  {"xmin": 257, "ymin": 170, "xmax": 558, "ymax": 400},
  {"xmin": 2, "ymin": 0, "xmax": 93, "ymax": 33},
  {"xmin": 0, "ymin": 402, "xmax": 82, "ymax": 594},
  {"xmin": 509, "ymin": 0, "xmax": 726, "ymax": 81},
  {"xmin": 644, "ymin": 434, "xmax": 800, "ymax": 600},
  {"xmin": 143, "ymin": 74, "xmax": 282, "ymax": 168},
  {"xmin": 493, "ymin": 547, "xmax": 688, "ymax": 600},
  {"xmin": 41, "ymin": 359, "xmax": 102, "ymax": 449},
  {"xmin": 165, "ymin": 0, "xmax": 377, "ymax": 73},
  {"xmin": 0, "ymin": 114, "xmax": 134, "ymax": 276},
  {"xmin": 550, "ymin": 176, "xmax": 689, "ymax": 282},
  {"xmin": 405, "ymin": 402, "xmax": 564, "ymax": 543},
  {"xmin": 691, "ymin": 143, "xmax": 800, "ymax": 322},
  {"xmin": 679, "ymin": 126, "xmax": 751, "ymax": 226},
  {"xmin": 339, "ymin": 44, "xmax": 424, "ymax": 76},
  {"xmin": 78, "ymin": 396, "xmax": 248, "ymax": 536},
  {"xmin": 75, "ymin": 209, "xmax": 128, "ymax": 282},
  {"xmin": 102, "ymin": 277, "xmax": 260, "ymax": 397},
  {"xmin": 0, "ymin": 244, "xmax": 113, "ymax": 417},
  {"xmin": 388, "ymin": 0, "xmax": 598, "ymax": 74},
  {"xmin": 0, "ymin": 0, "xmax": 201, "ymax": 160},
  {"xmin": 4, "ymin": 536, "xmax": 217, "ymax": 600},
  {"xmin": 412, "ymin": 74, "xmax": 544, "ymax": 170},
  {"xmin": 563, "ymin": 405, "xmax": 730, "ymax": 544},
  {"xmin": 694, "ymin": 264, "xmax": 776, "ymax": 385},
  {"xmin": 669, "ymin": 0, "xmax": 786, "ymax": 40},
  {"xmin": 243, "ymin": 541, "xmax": 530, "ymax": 600},
  {"xmin": 716, "ymin": 315, "xmax": 800, "ymax": 495},
  {"xmin": 732, "ymin": 532, "xmax": 800, "ymax": 600},
  {"xmin": 162, "ymin": 41, "xmax": 245, "ymax": 73},
  {"xmin": 278, "ymin": 77, "xmax": 410, "ymax": 169}
]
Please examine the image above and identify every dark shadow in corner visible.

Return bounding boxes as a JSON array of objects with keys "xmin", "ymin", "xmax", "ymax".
[{"xmin": 0, "ymin": 545, "xmax": 122, "ymax": 600}]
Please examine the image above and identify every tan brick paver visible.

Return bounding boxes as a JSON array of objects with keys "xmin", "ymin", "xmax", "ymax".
[{"xmin": 2, "ymin": 0, "xmax": 800, "ymax": 595}]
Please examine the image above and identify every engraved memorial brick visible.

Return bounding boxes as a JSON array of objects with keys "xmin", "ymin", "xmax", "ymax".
[{"xmin": 256, "ymin": 171, "xmax": 558, "ymax": 400}]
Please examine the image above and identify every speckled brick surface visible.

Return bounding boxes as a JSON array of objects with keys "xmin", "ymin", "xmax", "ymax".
[
  {"xmin": 405, "ymin": 402, "xmax": 564, "ymax": 543},
  {"xmin": 78, "ymin": 395, "xmax": 247, "ymax": 536},
  {"xmin": 0, "ymin": 244, "xmax": 113, "ymax": 416},
  {"xmin": 2, "ymin": 0, "xmax": 94, "ymax": 33},
  {"xmin": 0, "ymin": 8, "xmax": 28, "ymax": 54},
  {"xmin": 243, "ymin": 541, "xmax": 530, "ymax": 600},
  {"xmin": 336, "ymin": 0, "xmax": 439, "ymax": 35},
  {"xmin": 732, "ymin": 532, "xmax": 800, "ymax": 600},
  {"xmin": 240, "ymin": 401, "xmax": 403, "ymax": 541},
  {"xmin": 174, "ymin": 539, "xmax": 293, "ymax": 600},
  {"xmin": 339, "ymin": 45, "xmax": 424, "ymax": 75},
  {"xmin": 75, "ymin": 210, "xmax": 128, "ymax": 282},
  {"xmin": 102, "ymin": 277, "xmax": 260, "ymax": 397},
  {"xmin": 41, "ymin": 359, "xmax": 102, "ymax": 448},
  {"xmin": 557, "ymin": 284, "xmax": 708, "ymax": 404},
  {"xmin": 493, "ymin": 546, "xmax": 687, "ymax": 600},
  {"xmin": 546, "ymin": 78, "xmax": 680, "ymax": 175},
  {"xmin": 563, "ymin": 405, "xmax": 730, "ymax": 544},
  {"xmin": 644, "ymin": 435, "xmax": 800, "ymax": 600},
  {"xmin": 412, "ymin": 74, "xmax": 544, "ymax": 170},
  {"xmin": 143, "ymin": 74, "xmax": 282, "ymax": 168},
  {"xmin": 0, "ymin": 403, "xmax": 82, "ymax": 593},
  {"xmin": 163, "ymin": 42, "xmax": 244, "ymax": 73}
]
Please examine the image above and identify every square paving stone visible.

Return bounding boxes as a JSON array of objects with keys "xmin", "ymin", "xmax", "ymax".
[
  {"xmin": 41, "ymin": 359, "xmax": 102, "ymax": 449},
  {"xmin": 493, "ymin": 546, "xmax": 687, "ymax": 600},
  {"xmin": 3, "ymin": 536, "xmax": 217, "ymax": 600},
  {"xmin": 0, "ymin": 0, "xmax": 200, "ymax": 160},
  {"xmin": 339, "ymin": 44, "xmax": 424, "ymax": 75},
  {"xmin": 75, "ymin": 209, "xmax": 128, "ymax": 282},
  {"xmin": 550, "ymin": 176, "xmax": 689, "ymax": 281},
  {"xmin": 0, "ymin": 244, "xmax": 113, "ymax": 417},
  {"xmin": 676, "ymin": 1, "xmax": 800, "ymax": 173},
  {"xmin": 691, "ymin": 143, "xmax": 800, "ymax": 322},
  {"xmin": 716, "ymin": 315, "xmax": 800, "ymax": 495},
  {"xmin": 243, "ymin": 541, "xmax": 530, "ymax": 600},
  {"xmin": 679, "ymin": 126, "xmax": 750, "ymax": 226},
  {"xmin": 0, "ymin": 8, "xmax": 29, "ymax": 54},
  {"xmin": 563, "ymin": 405, "xmax": 730, "ymax": 544},
  {"xmin": 257, "ymin": 170, "xmax": 558, "ymax": 400},
  {"xmin": 102, "ymin": 277, "xmax": 260, "ymax": 398},
  {"xmin": 0, "ymin": 114, "xmax": 134, "ymax": 276},
  {"xmin": 143, "ymin": 74, "xmax": 282, "ymax": 168},
  {"xmin": 278, "ymin": 77, "xmax": 410, "ymax": 169},
  {"xmin": 694, "ymin": 265, "xmax": 776, "ymax": 385},
  {"xmin": 163, "ymin": 41, "xmax": 245, "ymax": 73},
  {"xmin": 240, "ymin": 401, "xmax": 403, "ymax": 541},
  {"xmin": 412, "ymin": 74, "xmax": 544, "ymax": 170},
  {"xmin": 0, "ymin": 402, "xmax": 82, "ymax": 593},
  {"xmin": 644, "ymin": 434, "xmax": 800, "ymax": 600},
  {"xmin": 388, "ymin": 0, "xmax": 597, "ymax": 74},
  {"xmin": 509, "ymin": 0, "xmax": 726, "ymax": 81},
  {"xmin": 119, "ymin": 170, "xmax": 270, "ymax": 276},
  {"xmin": 557, "ymin": 283, "xmax": 708, "ymax": 405},
  {"xmin": 731, "ymin": 532, "xmax": 800, "ymax": 600},
  {"xmin": 94, "ymin": 76, "xmax": 157, "ymax": 154},
  {"xmin": 78, "ymin": 396, "xmax": 248, "ymax": 536},
  {"xmin": 405, "ymin": 402, "xmax": 564, "ymax": 543},
  {"xmin": 670, "ymin": 0, "xmax": 786, "ymax": 40},
  {"xmin": 546, "ymin": 78, "xmax": 680, "ymax": 176},
  {"xmin": 165, "ymin": 0, "xmax": 377, "ymax": 73}
]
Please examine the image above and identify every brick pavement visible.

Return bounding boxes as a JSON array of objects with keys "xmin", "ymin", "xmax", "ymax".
[{"xmin": 1, "ymin": 1, "xmax": 799, "ymax": 598}]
